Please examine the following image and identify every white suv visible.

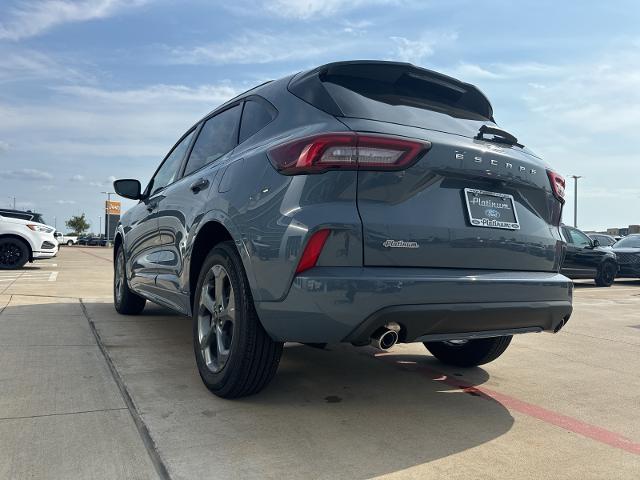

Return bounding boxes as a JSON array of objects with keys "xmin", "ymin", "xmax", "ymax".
[{"xmin": 0, "ymin": 214, "xmax": 58, "ymax": 269}]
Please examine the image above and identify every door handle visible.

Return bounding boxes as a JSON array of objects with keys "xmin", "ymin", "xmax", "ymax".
[{"xmin": 190, "ymin": 178, "xmax": 209, "ymax": 193}]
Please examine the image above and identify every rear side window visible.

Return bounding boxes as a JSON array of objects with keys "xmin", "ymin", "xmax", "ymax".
[
  {"xmin": 0, "ymin": 211, "xmax": 32, "ymax": 220},
  {"xmin": 184, "ymin": 104, "xmax": 241, "ymax": 176},
  {"xmin": 239, "ymin": 99, "xmax": 276, "ymax": 143}
]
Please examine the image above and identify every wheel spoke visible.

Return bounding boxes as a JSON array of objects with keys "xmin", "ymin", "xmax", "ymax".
[
  {"xmin": 213, "ymin": 266, "xmax": 227, "ymax": 309},
  {"xmin": 200, "ymin": 286, "xmax": 217, "ymax": 314},
  {"xmin": 215, "ymin": 323, "xmax": 230, "ymax": 363},
  {"xmin": 200, "ymin": 322, "xmax": 214, "ymax": 350}
]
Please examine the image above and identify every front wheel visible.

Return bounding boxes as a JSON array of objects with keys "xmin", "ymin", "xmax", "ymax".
[
  {"xmin": 193, "ymin": 241, "xmax": 283, "ymax": 398},
  {"xmin": 0, "ymin": 237, "xmax": 29, "ymax": 269},
  {"xmin": 595, "ymin": 261, "xmax": 616, "ymax": 287},
  {"xmin": 424, "ymin": 336, "xmax": 513, "ymax": 367},
  {"xmin": 113, "ymin": 247, "xmax": 146, "ymax": 315}
]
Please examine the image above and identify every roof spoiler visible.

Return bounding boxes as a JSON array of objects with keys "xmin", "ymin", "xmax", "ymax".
[{"xmin": 288, "ymin": 60, "xmax": 494, "ymax": 121}]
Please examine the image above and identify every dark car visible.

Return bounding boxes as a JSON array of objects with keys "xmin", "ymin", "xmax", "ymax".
[
  {"xmin": 588, "ymin": 233, "xmax": 617, "ymax": 248},
  {"xmin": 77, "ymin": 235, "xmax": 92, "ymax": 245},
  {"xmin": 88, "ymin": 235, "xmax": 107, "ymax": 247},
  {"xmin": 112, "ymin": 61, "xmax": 572, "ymax": 398},
  {"xmin": 612, "ymin": 234, "xmax": 640, "ymax": 278},
  {"xmin": 560, "ymin": 225, "xmax": 618, "ymax": 286}
]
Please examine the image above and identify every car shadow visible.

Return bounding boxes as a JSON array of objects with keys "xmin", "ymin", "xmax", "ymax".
[{"xmin": 4, "ymin": 300, "xmax": 516, "ymax": 479}]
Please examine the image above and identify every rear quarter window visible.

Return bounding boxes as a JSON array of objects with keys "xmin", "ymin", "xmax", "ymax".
[{"xmin": 239, "ymin": 99, "xmax": 276, "ymax": 143}]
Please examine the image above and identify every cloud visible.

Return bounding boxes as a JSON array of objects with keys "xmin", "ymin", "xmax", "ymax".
[
  {"xmin": 390, "ymin": 32, "xmax": 458, "ymax": 64},
  {"xmin": 448, "ymin": 62, "xmax": 562, "ymax": 82},
  {"xmin": 520, "ymin": 53, "xmax": 640, "ymax": 136},
  {"xmin": 1, "ymin": 168, "xmax": 53, "ymax": 180},
  {"xmin": 167, "ymin": 32, "xmax": 333, "ymax": 65},
  {"xmin": 0, "ymin": 48, "xmax": 90, "ymax": 83},
  {"xmin": 167, "ymin": 29, "xmax": 457, "ymax": 67},
  {"xmin": 0, "ymin": 141, "xmax": 9, "ymax": 153},
  {"xmin": 70, "ymin": 174, "xmax": 85, "ymax": 181},
  {"xmin": 89, "ymin": 175, "xmax": 117, "ymax": 187},
  {"xmin": 55, "ymin": 199, "xmax": 76, "ymax": 204},
  {"xmin": 0, "ymin": 82, "xmax": 245, "ymax": 161},
  {"xmin": 0, "ymin": 0, "xmax": 150, "ymax": 40},
  {"xmin": 262, "ymin": 0, "xmax": 403, "ymax": 19},
  {"xmin": 55, "ymin": 84, "xmax": 239, "ymax": 105}
]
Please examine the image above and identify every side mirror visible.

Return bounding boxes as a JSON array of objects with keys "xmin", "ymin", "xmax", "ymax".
[
  {"xmin": 114, "ymin": 179, "xmax": 143, "ymax": 200},
  {"xmin": 592, "ymin": 238, "xmax": 600, "ymax": 248}
]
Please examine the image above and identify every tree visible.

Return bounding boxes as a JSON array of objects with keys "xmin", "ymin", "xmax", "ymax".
[{"xmin": 65, "ymin": 213, "xmax": 90, "ymax": 235}]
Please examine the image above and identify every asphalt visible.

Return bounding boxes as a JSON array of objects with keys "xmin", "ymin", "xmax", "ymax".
[{"xmin": 1, "ymin": 247, "xmax": 639, "ymax": 479}]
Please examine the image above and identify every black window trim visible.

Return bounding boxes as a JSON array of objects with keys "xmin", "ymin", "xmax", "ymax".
[
  {"xmin": 178, "ymin": 101, "xmax": 244, "ymax": 180},
  {"xmin": 143, "ymin": 93, "xmax": 277, "ymax": 198},
  {"xmin": 144, "ymin": 125, "xmax": 199, "ymax": 198}
]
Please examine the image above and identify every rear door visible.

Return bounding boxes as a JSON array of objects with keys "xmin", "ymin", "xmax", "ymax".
[{"xmin": 154, "ymin": 103, "xmax": 242, "ymax": 312}]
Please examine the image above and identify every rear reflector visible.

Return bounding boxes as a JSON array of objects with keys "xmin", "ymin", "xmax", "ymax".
[
  {"xmin": 268, "ymin": 132, "xmax": 429, "ymax": 174},
  {"xmin": 295, "ymin": 229, "xmax": 331, "ymax": 274},
  {"xmin": 547, "ymin": 170, "xmax": 566, "ymax": 203}
]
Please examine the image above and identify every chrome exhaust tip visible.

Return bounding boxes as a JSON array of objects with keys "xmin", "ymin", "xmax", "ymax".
[{"xmin": 371, "ymin": 326, "xmax": 399, "ymax": 351}]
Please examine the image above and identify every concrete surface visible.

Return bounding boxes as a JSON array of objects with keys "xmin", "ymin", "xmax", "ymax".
[{"xmin": 1, "ymin": 246, "xmax": 639, "ymax": 479}]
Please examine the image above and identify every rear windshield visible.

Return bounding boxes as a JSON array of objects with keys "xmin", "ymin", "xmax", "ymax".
[
  {"xmin": 614, "ymin": 236, "xmax": 640, "ymax": 248},
  {"xmin": 322, "ymin": 69, "xmax": 492, "ymax": 121}
]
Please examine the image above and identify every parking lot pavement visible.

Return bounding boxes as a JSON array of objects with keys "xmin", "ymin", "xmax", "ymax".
[{"xmin": 1, "ymin": 248, "xmax": 639, "ymax": 479}]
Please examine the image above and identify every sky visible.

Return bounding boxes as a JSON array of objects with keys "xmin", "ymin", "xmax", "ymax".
[{"xmin": 0, "ymin": 0, "xmax": 638, "ymax": 233}]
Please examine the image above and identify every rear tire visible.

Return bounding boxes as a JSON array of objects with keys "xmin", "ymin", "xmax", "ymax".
[
  {"xmin": 0, "ymin": 237, "xmax": 29, "ymax": 270},
  {"xmin": 113, "ymin": 247, "xmax": 146, "ymax": 315},
  {"xmin": 67, "ymin": 240, "xmax": 73, "ymax": 246},
  {"xmin": 193, "ymin": 241, "xmax": 283, "ymax": 398},
  {"xmin": 595, "ymin": 261, "xmax": 616, "ymax": 287},
  {"xmin": 424, "ymin": 336, "xmax": 513, "ymax": 367}
]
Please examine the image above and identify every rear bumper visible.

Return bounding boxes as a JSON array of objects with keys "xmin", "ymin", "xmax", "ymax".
[{"xmin": 255, "ymin": 267, "xmax": 573, "ymax": 343}]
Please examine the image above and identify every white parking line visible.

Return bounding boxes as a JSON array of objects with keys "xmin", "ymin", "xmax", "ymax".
[
  {"xmin": 575, "ymin": 287, "xmax": 640, "ymax": 294},
  {"xmin": 0, "ymin": 271, "xmax": 58, "ymax": 282}
]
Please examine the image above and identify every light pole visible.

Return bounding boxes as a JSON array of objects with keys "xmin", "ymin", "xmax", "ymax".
[
  {"xmin": 98, "ymin": 216, "xmax": 102, "ymax": 235},
  {"xmin": 101, "ymin": 191, "xmax": 115, "ymax": 244},
  {"xmin": 570, "ymin": 175, "xmax": 582, "ymax": 228}
]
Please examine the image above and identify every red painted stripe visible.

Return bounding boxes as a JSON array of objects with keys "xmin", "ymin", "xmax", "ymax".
[{"xmin": 375, "ymin": 353, "xmax": 640, "ymax": 456}]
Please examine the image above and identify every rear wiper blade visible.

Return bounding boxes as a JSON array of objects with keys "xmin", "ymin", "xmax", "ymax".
[{"xmin": 475, "ymin": 125, "xmax": 524, "ymax": 148}]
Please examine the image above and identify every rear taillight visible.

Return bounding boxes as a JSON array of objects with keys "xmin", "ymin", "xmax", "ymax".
[
  {"xmin": 268, "ymin": 132, "xmax": 429, "ymax": 174},
  {"xmin": 547, "ymin": 170, "xmax": 566, "ymax": 203},
  {"xmin": 295, "ymin": 229, "xmax": 331, "ymax": 274}
]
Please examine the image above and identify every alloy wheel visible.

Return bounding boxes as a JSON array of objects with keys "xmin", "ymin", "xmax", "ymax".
[
  {"xmin": 602, "ymin": 264, "xmax": 616, "ymax": 284},
  {"xmin": 0, "ymin": 242, "xmax": 23, "ymax": 267},
  {"xmin": 197, "ymin": 264, "xmax": 236, "ymax": 373},
  {"xmin": 114, "ymin": 251, "xmax": 125, "ymax": 303}
]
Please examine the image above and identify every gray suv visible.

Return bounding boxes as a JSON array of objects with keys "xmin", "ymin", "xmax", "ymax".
[{"xmin": 113, "ymin": 61, "xmax": 573, "ymax": 398}]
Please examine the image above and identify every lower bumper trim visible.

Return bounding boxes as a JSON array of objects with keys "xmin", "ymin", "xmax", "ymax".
[{"xmin": 343, "ymin": 300, "xmax": 572, "ymax": 344}]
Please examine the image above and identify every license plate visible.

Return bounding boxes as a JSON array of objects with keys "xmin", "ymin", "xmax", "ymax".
[{"xmin": 464, "ymin": 188, "xmax": 520, "ymax": 230}]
